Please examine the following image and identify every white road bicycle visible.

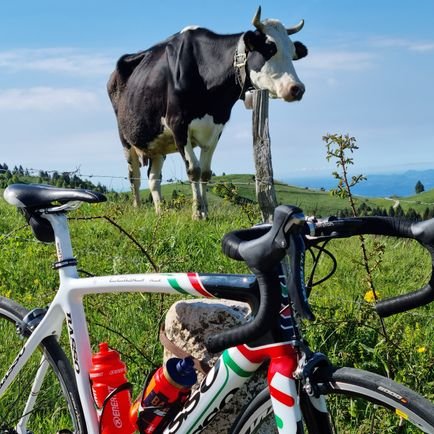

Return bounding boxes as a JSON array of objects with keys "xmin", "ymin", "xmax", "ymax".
[{"xmin": 1, "ymin": 183, "xmax": 434, "ymax": 433}]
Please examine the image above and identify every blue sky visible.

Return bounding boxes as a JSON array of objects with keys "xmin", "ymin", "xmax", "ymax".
[{"xmin": 1, "ymin": 0, "xmax": 433, "ymax": 191}]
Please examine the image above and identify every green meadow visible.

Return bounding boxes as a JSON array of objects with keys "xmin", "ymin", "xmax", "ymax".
[{"xmin": 0, "ymin": 179, "xmax": 433, "ymax": 431}]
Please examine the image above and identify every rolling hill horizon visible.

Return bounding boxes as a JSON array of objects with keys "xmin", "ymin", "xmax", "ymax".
[{"xmin": 283, "ymin": 168, "xmax": 434, "ymax": 198}]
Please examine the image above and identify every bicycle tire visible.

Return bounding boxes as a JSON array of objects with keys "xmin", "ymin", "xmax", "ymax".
[
  {"xmin": 0, "ymin": 296, "xmax": 87, "ymax": 433},
  {"xmin": 230, "ymin": 366, "xmax": 434, "ymax": 433}
]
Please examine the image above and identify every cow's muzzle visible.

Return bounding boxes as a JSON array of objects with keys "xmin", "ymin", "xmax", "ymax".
[{"xmin": 282, "ymin": 84, "xmax": 305, "ymax": 102}]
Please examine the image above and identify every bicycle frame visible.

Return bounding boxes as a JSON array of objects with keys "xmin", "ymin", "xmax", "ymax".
[{"xmin": 0, "ymin": 211, "xmax": 319, "ymax": 434}]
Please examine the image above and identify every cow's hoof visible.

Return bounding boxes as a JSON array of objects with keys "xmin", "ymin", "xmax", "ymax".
[{"xmin": 192, "ymin": 210, "xmax": 208, "ymax": 220}]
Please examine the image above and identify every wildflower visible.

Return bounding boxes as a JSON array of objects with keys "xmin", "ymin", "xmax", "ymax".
[
  {"xmin": 364, "ymin": 290, "xmax": 380, "ymax": 303},
  {"xmin": 417, "ymin": 347, "xmax": 427, "ymax": 354}
]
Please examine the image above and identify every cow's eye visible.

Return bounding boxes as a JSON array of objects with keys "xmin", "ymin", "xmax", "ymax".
[{"xmin": 266, "ymin": 42, "xmax": 277, "ymax": 57}]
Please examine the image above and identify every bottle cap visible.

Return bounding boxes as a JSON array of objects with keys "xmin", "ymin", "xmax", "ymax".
[
  {"xmin": 165, "ymin": 357, "xmax": 197, "ymax": 388},
  {"xmin": 90, "ymin": 342, "xmax": 125, "ymax": 371}
]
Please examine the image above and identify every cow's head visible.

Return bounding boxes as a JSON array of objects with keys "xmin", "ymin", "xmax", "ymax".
[{"xmin": 244, "ymin": 7, "xmax": 307, "ymax": 102}]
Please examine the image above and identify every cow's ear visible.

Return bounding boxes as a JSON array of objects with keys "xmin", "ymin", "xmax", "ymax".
[
  {"xmin": 293, "ymin": 41, "xmax": 308, "ymax": 60},
  {"xmin": 243, "ymin": 30, "xmax": 261, "ymax": 51}
]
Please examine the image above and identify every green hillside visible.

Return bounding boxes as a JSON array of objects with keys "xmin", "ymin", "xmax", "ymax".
[
  {"xmin": 403, "ymin": 188, "xmax": 434, "ymax": 204},
  {"xmin": 138, "ymin": 174, "xmax": 434, "ymax": 218},
  {"xmin": 2, "ymin": 166, "xmax": 433, "ymax": 218}
]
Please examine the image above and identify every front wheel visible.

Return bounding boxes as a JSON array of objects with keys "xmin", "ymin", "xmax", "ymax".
[
  {"xmin": 0, "ymin": 296, "xmax": 87, "ymax": 433},
  {"xmin": 230, "ymin": 366, "xmax": 434, "ymax": 433}
]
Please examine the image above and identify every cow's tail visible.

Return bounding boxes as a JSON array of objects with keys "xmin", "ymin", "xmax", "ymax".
[
  {"xmin": 107, "ymin": 71, "xmax": 120, "ymax": 111},
  {"xmin": 107, "ymin": 51, "xmax": 148, "ymax": 110},
  {"xmin": 117, "ymin": 52, "xmax": 147, "ymax": 82}
]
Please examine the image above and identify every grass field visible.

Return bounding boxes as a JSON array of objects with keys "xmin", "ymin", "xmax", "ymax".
[
  {"xmin": 0, "ymin": 182, "xmax": 433, "ymax": 431},
  {"xmin": 138, "ymin": 173, "xmax": 434, "ymax": 217}
]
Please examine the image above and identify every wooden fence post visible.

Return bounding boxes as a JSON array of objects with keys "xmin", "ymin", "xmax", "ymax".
[{"xmin": 251, "ymin": 89, "xmax": 278, "ymax": 223}]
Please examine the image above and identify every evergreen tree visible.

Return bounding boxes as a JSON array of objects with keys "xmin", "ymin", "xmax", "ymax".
[
  {"xmin": 394, "ymin": 204, "xmax": 404, "ymax": 217},
  {"xmin": 406, "ymin": 208, "xmax": 420, "ymax": 221},
  {"xmin": 415, "ymin": 180, "xmax": 425, "ymax": 194}
]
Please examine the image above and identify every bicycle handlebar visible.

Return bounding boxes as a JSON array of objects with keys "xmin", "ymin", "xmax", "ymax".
[
  {"xmin": 205, "ymin": 205, "xmax": 307, "ymax": 353},
  {"xmin": 206, "ymin": 211, "xmax": 434, "ymax": 353},
  {"xmin": 308, "ymin": 216, "xmax": 434, "ymax": 317}
]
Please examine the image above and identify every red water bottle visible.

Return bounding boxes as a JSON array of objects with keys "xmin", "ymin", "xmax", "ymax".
[
  {"xmin": 130, "ymin": 357, "xmax": 197, "ymax": 433},
  {"xmin": 90, "ymin": 342, "xmax": 136, "ymax": 434}
]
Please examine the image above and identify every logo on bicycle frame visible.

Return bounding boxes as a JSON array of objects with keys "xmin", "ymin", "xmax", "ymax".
[
  {"xmin": 66, "ymin": 313, "xmax": 80, "ymax": 374},
  {"xmin": 166, "ymin": 360, "xmax": 239, "ymax": 433}
]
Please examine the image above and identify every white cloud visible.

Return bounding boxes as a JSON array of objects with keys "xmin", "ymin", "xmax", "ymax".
[
  {"xmin": 0, "ymin": 48, "xmax": 114, "ymax": 76},
  {"xmin": 1, "ymin": 126, "xmax": 122, "ymax": 169},
  {"xmin": 0, "ymin": 87, "xmax": 100, "ymax": 111},
  {"xmin": 302, "ymin": 50, "xmax": 376, "ymax": 72},
  {"xmin": 371, "ymin": 37, "xmax": 434, "ymax": 53},
  {"xmin": 410, "ymin": 42, "xmax": 434, "ymax": 53}
]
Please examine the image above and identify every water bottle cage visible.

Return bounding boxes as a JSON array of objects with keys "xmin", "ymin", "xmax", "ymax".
[
  {"xmin": 98, "ymin": 382, "xmax": 133, "ymax": 434},
  {"xmin": 136, "ymin": 390, "xmax": 191, "ymax": 434}
]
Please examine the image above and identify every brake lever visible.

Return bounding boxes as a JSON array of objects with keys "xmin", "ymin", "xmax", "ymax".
[{"xmin": 286, "ymin": 232, "xmax": 315, "ymax": 320}]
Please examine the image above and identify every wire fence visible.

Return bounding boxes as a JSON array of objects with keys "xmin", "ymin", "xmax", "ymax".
[
  {"xmin": 0, "ymin": 165, "xmax": 273, "ymax": 188},
  {"xmin": 1, "ymin": 165, "xmax": 434, "ymax": 208}
]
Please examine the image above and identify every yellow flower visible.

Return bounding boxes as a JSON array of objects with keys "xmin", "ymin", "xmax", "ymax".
[
  {"xmin": 364, "ymin": 290, "xmax": 380, "ymax": 303},
  {"xmin": 417, "ymin": 347, "xmax": 427, "ymax": 353}
]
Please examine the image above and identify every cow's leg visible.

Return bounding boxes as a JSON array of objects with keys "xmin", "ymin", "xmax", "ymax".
[
  {"xmin": 148, "ymin": 154, "xmax": 165, "ymax": 214},
  {"xmin": 198, "ymin": 139, "xmax": 219, "ymax": 219},
  {"xmin": 200, "ymin": 128, "xmax": 222, "ymax": 218},
  {"xmin": 123, "ymin": 146, "xmax": 141, "ymax": 207},
  {"xmin": 168, "ymin": 120, "xmax": 203, "ymax": 219},
  {"xmin": 183, "ymin": 142, "xmax": 203, "ymax": 220}
]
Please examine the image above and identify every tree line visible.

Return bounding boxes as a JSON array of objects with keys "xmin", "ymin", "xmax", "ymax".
[
  {"xmin": 336, "ymin": 201, "xmax": 434, "ymax": 221},
  {"xmin": 0, "ymin": 163, "xmax": 108, "ymax": 192}
]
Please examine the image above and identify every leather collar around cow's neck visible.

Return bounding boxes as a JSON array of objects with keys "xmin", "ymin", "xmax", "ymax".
[{"xmin": 233, "ymin": 35, "xmax": 253, "ymax": 100}]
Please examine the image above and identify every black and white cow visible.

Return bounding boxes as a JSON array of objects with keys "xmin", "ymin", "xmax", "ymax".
[{"xmin": 108, "ymin": 7, "xmax": 307, "ymax": 219}]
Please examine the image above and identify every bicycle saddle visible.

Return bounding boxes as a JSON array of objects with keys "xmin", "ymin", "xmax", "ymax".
[{"xmin": 3, "ymin": 183, "xmax": 107, "ymax": 209}]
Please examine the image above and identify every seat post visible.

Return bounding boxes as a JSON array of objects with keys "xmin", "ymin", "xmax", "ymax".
[{"xmin": 44, "ymin": 212, "xmax": 79, "ymax": 280}]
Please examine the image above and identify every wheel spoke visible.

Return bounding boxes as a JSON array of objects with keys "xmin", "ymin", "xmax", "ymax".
[{"xmin": 0, "ymin": 297, "xmax": 84, "ymax": 433}]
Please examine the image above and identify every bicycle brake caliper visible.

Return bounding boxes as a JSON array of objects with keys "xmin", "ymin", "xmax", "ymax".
[
  {"xmin": 17, "ymin": 307, "xmax": 48, "ymax": 336},
  {"xmin": 296, "ymin": 352, "xmax": 330, "ymax": 398}
]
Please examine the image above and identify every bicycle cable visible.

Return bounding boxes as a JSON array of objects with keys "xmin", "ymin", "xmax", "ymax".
[{"xmin": 306, "ymin": 240, "xmax": 337, "ymax": 297}]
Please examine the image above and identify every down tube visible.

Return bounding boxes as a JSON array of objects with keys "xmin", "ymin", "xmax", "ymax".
[{"xmin": 163, "ymin": 347, "xmax": 262, "ymax": 434}]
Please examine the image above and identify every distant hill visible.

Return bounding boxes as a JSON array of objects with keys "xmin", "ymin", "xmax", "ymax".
[
  {"xmin": 152, "ymin": 174, "xmax": 434, "ymax": 219},
  {"xmin": 283, "ymin": 169, "xmax": 434, "ymax": 198}
]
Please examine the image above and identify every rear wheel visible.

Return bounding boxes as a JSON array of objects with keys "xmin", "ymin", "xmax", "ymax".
[
  {"xmin": 0, "ymin": 296, "xmax": 87, "ymax": 433},
  {"xmin": 230, "ymin": 366, "xmax": 434, "ymax": 433}
]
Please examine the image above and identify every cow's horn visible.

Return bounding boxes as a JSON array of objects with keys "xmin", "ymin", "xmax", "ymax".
[
  {"xmin": 287, "ymin": 19, "xmax": 304, "ymax": 35},
  {"xmin": 252, "ymin": 6, "xmax": 264, "ymax": 32}
]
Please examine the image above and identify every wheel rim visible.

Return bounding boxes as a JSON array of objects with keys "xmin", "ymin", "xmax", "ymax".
[{"xmin": 0, "ymin": 305, "xmax": 80, "ymax": 433}]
